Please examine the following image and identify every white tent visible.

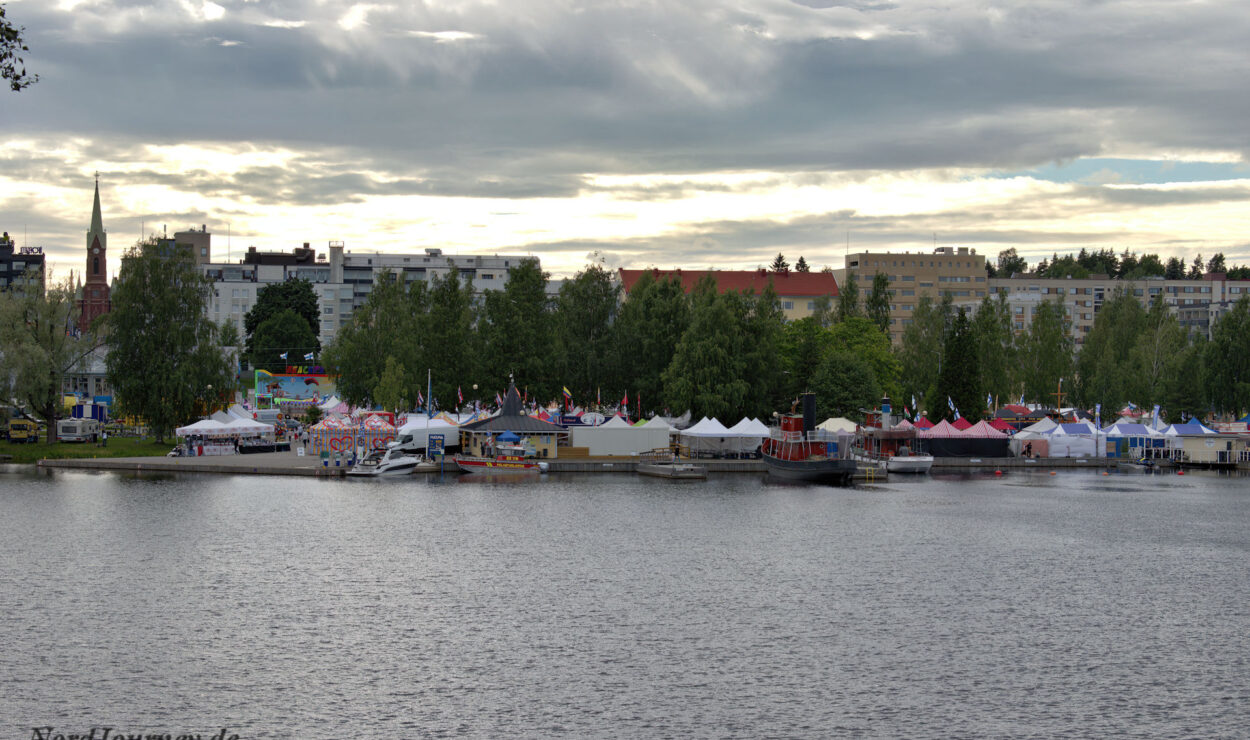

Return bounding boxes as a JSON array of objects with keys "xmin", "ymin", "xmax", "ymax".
[
  {"xmin": 1019, "ymin": 417, "xmax": 1059, "ymax": 434},
  {"xmin": 175, "ymin": 418, "xmax": 230, "ymax": 437},
  {"xmin": 725, "ymin": 417, "xmax": 770, "ymax": 455},
  {"xmin": 572, "ymin": 415, "xmax": 671, "ymax": 456},
  {"xmin": 818, "ymin": 417, "xmax": 858, "ymax": 434},
  {"xmin": 678, "ymin": 417, "xmax": 733, "ymax": 455},
  {"xmin": 318, "ymin": 395, "xmax": 342, "ymax": 412}
]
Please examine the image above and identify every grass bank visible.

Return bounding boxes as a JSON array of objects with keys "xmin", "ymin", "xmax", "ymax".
[{"xmin": 1, "ymin": 438, "xmax": 174, "ymax": 464}]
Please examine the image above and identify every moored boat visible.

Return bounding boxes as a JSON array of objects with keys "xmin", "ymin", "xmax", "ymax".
[
  {"xmin": 856, "ymin": 396, "xmax": 933, "ymax": 474},
  {"xmin": 454, "ymin": 443, "xmax": 548, "ymax": 473},
  {"xmin": 636, "ymin": 449, "xmax": 707, "ymax": 479},
  {"xmin": 347, "ymin": 444, "xmax": 433, "ymax": 477},
  {"xmin": 761, "ymin": 394, "xmax": 857, "ymax": 485}
]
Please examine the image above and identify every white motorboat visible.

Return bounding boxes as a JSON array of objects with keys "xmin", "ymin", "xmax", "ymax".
[
  {"xmin": 347, "ymin": 444, "xmax": 432, "ymax": 477},
  {"xmin": 885, "ymin": 453, "xmax": 934, "ymax": 474}
]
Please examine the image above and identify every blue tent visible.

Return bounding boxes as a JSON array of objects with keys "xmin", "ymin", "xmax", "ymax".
[{"xmin": 497, "ymin": 430, "xmax": 521, "ymax": 443}]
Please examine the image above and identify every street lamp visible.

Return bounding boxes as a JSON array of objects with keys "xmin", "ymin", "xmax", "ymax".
[{"xmin": 206, "ymin": 384, "xmax": 213, "ymax": 416}]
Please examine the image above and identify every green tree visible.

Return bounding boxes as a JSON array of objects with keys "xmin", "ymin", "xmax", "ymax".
[
  {"xmin": 996, "ymin": 248, "xmax": 1028, "ymax": 277},
  {"xmin": 1204, "ymin": 295, "xmax": 1250, "ymax": 415},
  {"xmin": 0, "ymin": 276, "xmax": 103, "ymax": 442},
  {"xmin": 897, "ymin": 295, "xmax": 944, "ymax": 415},
  {"xmin": 810, "ymin": 351, "xmax": 880, "ymax": 422},
  {"xmin": 1189, "ymin": 254, "xmax": 1204, "ymax": 279},
  {"xmin": 828, "ymin": 316, "xmax": 901, "ymax": 403},
  {"xmin": 1, "ymin": 4, "xmax": 38, "ymax": 91},
  {"xmin": 770, "ymin": 253, "xmax": 789, "ymax": 272},
  {"xmin": 777, "ymin": 317, "xmax": 829, "ymax": 402},
  {"xmin": 663, "ymin": 276, "xmax": 748, "ymax": 418},
  {"xmin": 477, "ymin": 258, "xmax": 552, "ymax": 398},
  {"xmin": 738, "ymin": 281, "xmax": 787, "ymax": 416},
  {"xmin": 1132, "ymin": 295, "xmax": 1187, "ymax": 409},
  {"xmin": 611, "ymin": 271, "xmax": 690, "ymax": 415},
  {"xmin": 809, "ymin": 294, "xmax": 835, "ymax": 328},
  {"xmin": 244, "ymin": 278, "xmax": 320, "ymax": 359},
  {"xmin": 250, "ymin": 308, "xmax": 318, "ymax": 373},
  {"xmin": 934, "ymin": 307, "xmax": 981, "ymax": 421},
  {"xmin": 553, "ymin": 263, "xmax": 619, "ymax": 400},
  {"xmin": 1164, "ymin": 256, "xmax": 1185, "ymax": 280},
  {"xmin": 837, "ymin": 273, "xmax": 860, "ymax": 321},
  {"xmin": 1019, "ymin": 299, "xmax": 1074, "ymax": 407},
  {"xmin": 218, "ymin": 319, "xmax": 241, "ymax": 348},
  {"xmin": 1207, "ymin": 253, "xmax": 1227, "ymax": 273},
  {"xmin": 1164, "ymin": 338, "xmax": 1207, "ymax": 422},
  {"xmin": 320, "ymin": 273, "xmax": 416, "ymax": 407},
  {"xmin": 1073, "ymin": 289, "xmax": 1147, "ymax": 411},
  {"xmin": 971, "ymin": 291, "xmax": 1016, "ymax": 406},
  {"xmin": 105, "ymin": 240, "xmax": 234, "ymax": 442},
  {"xmin": 865, "ymin": 272, "xmax": 891, "ymax": 333},
  {"xmin": 794, "ymin": 256, "xmax": 810, "ymax": 273},
  {"xmin": 424, "ymin": 267, "xmax": 477, "ymax": 409},
  {"xmin": 373, "ymin": 356, "xmax": 408, "ymax": 412}
]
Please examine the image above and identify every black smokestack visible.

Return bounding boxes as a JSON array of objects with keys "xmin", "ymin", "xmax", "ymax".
[{"xmin": 802, "ymin": 392, "xmax": 816, "ymax": 433}]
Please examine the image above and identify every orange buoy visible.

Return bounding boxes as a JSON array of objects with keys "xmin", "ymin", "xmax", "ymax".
[
  {"xmin": 1050, "ymin": 471, "xmax": 1056, "ymax": 476},
  {"xmin": 1102, "ymin": 471, "xmax": 1109, "ymax": 476},
  {"xmin": 1177, "ymin": 470, "xmax": 1185, "ymax": 476}
]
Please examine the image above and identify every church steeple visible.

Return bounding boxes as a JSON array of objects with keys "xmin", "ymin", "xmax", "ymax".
[
  {"xmin": 90, "ymin": 173, "xmax": 104, "ymax": 235},
  {"xmin": 79, "ymin": 174, "xmax": 111, "ymax": 329}
]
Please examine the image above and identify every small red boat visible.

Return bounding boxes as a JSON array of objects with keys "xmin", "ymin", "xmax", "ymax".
[{"xmin": 453, "ymin": 444, "xmax": 548, "ymax": 473}]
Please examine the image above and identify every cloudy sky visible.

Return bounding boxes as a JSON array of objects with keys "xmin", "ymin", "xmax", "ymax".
[{"xmin": 2, "ymin": 0, "xmax": 1249, "ymax": 280}]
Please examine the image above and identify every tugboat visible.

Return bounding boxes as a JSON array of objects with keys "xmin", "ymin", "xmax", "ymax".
[{"xmin": 761, "ymin": 393, "xmax": 858, "ymax": 485}]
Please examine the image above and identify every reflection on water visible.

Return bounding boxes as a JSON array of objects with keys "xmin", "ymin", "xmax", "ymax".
[{"xmin": 1, "ymin": 465, "xmax": 1247, "ymax": 738}]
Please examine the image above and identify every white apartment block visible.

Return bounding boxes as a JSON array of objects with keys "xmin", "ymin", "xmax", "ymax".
[
  {"xmin": 203, "ymin": 241, "xmax": 538, "ymax": 348},
  {"xmin": 984, "ymin": 273, "xmax": 1250, "ymax": 345}
]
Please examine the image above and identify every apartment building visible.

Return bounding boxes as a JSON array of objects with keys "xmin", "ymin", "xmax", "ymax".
[
  {"xmin": 985, "ymin": 273, "xmax": 1250, "ymax": 344},
  {"xmin": 617, "ymin": 268, "xmax": 840, "ymax": 321},
  {"xmin": 203, "ymin": 243, "xmax": 537, "ymax": 347},
  {"xmin": 834, "ymin": 246, "xmax": 988, "ymax": 344},
  {"xmin": 0, "ymin": 232, "xmax": 45, "ymax": 294}
]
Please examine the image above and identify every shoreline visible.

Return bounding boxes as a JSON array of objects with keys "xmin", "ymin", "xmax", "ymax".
[{"xmin": 31, "ymin": 451, "xmax": 1142, "ymax": 478}]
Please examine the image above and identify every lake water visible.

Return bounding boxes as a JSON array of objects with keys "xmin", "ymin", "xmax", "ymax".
[{"xmin": 2, "ymin": 466, "xmax": 1248, "ymax": 738}]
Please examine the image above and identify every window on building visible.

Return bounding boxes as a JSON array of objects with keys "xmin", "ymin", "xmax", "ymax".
[
  {"xmin": 902, "ymin": 275, "xmax": 915, "ymax": 281},
  {"xmin": 901, "ymin": 289, "xmax": 915, "ymax": 296},
  {"xmin": 782, "ymin": 301, "xmax": 794, "ymax": 310}
]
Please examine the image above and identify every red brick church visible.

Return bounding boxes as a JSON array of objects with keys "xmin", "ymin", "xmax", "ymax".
[{"xmin": 78, "ymin": 176, "xmax": 111, "ymax": 329}]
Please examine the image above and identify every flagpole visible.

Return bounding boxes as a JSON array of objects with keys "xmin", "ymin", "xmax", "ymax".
[{"xmin": 427, "ymin": 369, "xmax": 432, "ymax": 419}]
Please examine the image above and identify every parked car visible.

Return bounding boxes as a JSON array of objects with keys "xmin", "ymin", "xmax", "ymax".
[{"xmin": 7, "ymin": 418, "xmax": 39, "ymax": 443}]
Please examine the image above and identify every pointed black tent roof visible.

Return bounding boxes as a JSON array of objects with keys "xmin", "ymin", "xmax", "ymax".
[{"xmin": 460, "ymin": 381, "xmax": 566, "ymax": 433}]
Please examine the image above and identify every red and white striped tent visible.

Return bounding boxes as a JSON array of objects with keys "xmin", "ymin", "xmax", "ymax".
[
  {"xmin": 359, "ymin": 414, "xmax": 397, "ymax": 451},
  {"xmin": 310, "ymin": 415, "xmax": 357, "ymax": 456}
]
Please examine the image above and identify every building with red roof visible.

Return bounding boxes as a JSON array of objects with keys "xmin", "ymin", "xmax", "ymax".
[{"xmin": 617, "ymin": 268, "xmax": 840, "ymax": 321}]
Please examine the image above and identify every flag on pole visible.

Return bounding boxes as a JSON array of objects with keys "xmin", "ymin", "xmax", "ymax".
[
  {"xmin": 621, "ymin": 390, "xmax": 628, "ymax": 408},
  {"xmin": 597, "ymin": 387, "xmax": 601, "ymax": 406},
  {"xmin": 562, "ymin": 386, "xmax": 572, "ymax": 401},
  {"xmin": 954, "ymin": 408, "xmax": 961, "ymax": 421},
  {"xmin": 457, "ymin": 386, "xmax": 463, "ymax": 404},
  {"xmin": 986, "ymin": 393, "xmax": 992, "ymax": 409},
  {"xmin": 911, "ymin": 394, "xmax": 916, "ymax": 411},
  {"xmin": 1095, "ymin": 403, "xmax": 1101, "ymax": 428},
  {"xmin": 417, "ymin": 390, "xmax": 424, "ymax": 406},
  {"xmin": 947, "ymin": 396, "xmax": 955, "ymax": 411},
  {"xmin": 279, "ymin": 352, "xmax": 288, "ymax": 360},
  {"xmin": 496, "ymin": 392, "xmax": 503, "ymax": 406},
  {"xmin": 303, "ymin": 352, "xmax": 314, "ymax": 361}
]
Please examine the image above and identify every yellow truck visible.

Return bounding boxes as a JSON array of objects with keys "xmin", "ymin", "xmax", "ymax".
[{"xmin": 7, "ymin": 418, "xmax": 39, "ymax": 443}]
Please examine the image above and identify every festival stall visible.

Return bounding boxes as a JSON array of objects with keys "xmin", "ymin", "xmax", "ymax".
[
  {"xmin": 310, "ymin": 415, "xmax": 358, "ymax": 457},
  {"xmin": 725, "ymin": 417, "xmax": 771, "ymax": 457},
  {"xmin": 359, "ymin": 414, "xmax": 397, "ymax": 452},
  {"xmin": 571, "ymin": 414, "xmax": 672, "ymax": 456},
  {"xmin": 678, "ymin": 417, "xmax": 734, "ymax": 456}
]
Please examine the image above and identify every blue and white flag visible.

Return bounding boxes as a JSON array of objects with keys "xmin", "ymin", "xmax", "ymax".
[
  {"xmin": 947, "ymin": 396, "xmax": 955, "ymax": 411},
  {"xmin": 986, "ymin": 393, "xmax": 992, "ymax": 409},
  {"xmin": 303, "ymin": 352, "xmax": 314, "ymax": 361},
  {"xmin": 1018, "ymin": 393, "xmax": 1025, "ymax": 405},
  {"xmin": 1095, "ymin": 403, "xmax": 1101, "ymax": 428},
  {"xmin": 954, "ymin": 408, "xmax": 960, "ymax": 421},
  {"xmin": 1127, "ymin": 401, "xmax": 1138, "ymax": 411},
  {"xmin": 911, "ymin": 394, "xmax": 917, "ymax": 411},
  {"xmin": 1152, "ymin": 404, "xmax": 1160, "ymax": 428},
  {"xmin": 279, "ymin": 351, "xmax": 288, "ymax": 360}
]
